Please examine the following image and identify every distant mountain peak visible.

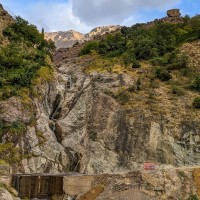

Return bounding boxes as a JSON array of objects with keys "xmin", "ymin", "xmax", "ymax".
[{"xmin": 45, "ymin": 25, "xmax": 121, "ymax": 49}]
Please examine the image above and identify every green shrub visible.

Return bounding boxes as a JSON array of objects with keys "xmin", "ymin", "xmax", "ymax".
[
  {"xmin": 150, "ymin": 57, "xmax": 168, "ymax": 66},
  {"xmin": 171, "ymin": 86, "xmax": 185, "ymax": 96},
  {"xmin": 192, "ymin": 97, "xmax": 200, "ymax": 108},
  {"xmin": 0, "ymin": 86, "xmax": 18, "ymax": 100},
  {"xmin": 132, "ymin": 60, "xmax": 141, "ymax": 68},
  {"xmin": 0, "ymin": 120, "xmax": 25, "ymax": 164},
  {"xmin": 122, "ymin": 52, "xmax": 135, "ymax": 66},
  {"xmin": 0, "ymin": 120, "xmax": 26, "ymax": 137},
  {"xmin": 187, "ymin": 194, "xmax": 199, "ymax": 200},
  {"xmin": 167, "ymin": 53, "xmax": 189, "ymax": 70},
  {"xmin": 134, "ymin": 39, "xmax": 157, "ymax": 60},
  {"xmin": 155, "ymin": 67, "xmax": 172, "ymax": 81},
  {"xmin": 0, "ymin": 143, "xmax": 21, "ymax": 164},
  {"xmin": 115, "ymin": 90, "xmax": 130, "ymax": 104},
  {"xmin": 191, "ymin": 76, "xmax": 200, "ymax": 92},
  {"xmin": 128, "ymin": 85, "xmax": 136, "ymax": 92},
  {"xmin": 80, "ymin": 41, "xmax": 99, "ymax": 55}
]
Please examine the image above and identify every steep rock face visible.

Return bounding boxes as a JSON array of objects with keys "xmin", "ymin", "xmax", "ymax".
[
  {"xmin": 0, "ymin": 80, "xmax": 76, "ymax": 173},
  {"xmin": 32, "ymin": 50, "xmax": 199, "ymax": 174},
  {"xmin": 45, "ymin": 25, "xmax": 121, "ymax": 49}
]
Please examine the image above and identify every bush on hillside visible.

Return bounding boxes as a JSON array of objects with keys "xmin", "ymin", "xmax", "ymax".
[
  {"xmin": 192, "ymin": 97, "xmax": 200, "ymax": 108},
  {"xmin": 132, "ymin": 60, "xmax": 141, "ymax": 68},
  {"xmin": 167, "ymin": 53, "xmax": 189, "ymax": 70},
  {"xmin": 80, "ymin": 41, "xmax": 99, "ymax": 55},
  {"xmin": 114, "ymin": 90, "xmax": 130, "ymax": 104},
  {"xmin": 191, "ymin": 76, "xmax": 200, "ymax": 92},
  {"xmin": 155, "ymin": 67, "xmax": 172, "ymax": 81}
]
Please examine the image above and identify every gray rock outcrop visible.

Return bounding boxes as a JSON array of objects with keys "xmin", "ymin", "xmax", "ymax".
[{"xmin": 0, "ymin": 187, "xmax": 20, "ymax": 200}]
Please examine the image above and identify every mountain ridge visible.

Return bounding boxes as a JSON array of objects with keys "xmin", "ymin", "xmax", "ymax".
[{"xmin": 45, "ymin": 25, "xmax": 121, "ymax": 49}]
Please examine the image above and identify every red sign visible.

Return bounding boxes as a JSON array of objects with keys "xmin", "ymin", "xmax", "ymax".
[{"xmin": 144, "ymin": 163, "xmax": 155, "ymax": 170}]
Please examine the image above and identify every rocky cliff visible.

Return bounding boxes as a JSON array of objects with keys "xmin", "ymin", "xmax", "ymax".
[{"xmin": 45, "ymin": 25, "xmax": 121, "ymax": 49}]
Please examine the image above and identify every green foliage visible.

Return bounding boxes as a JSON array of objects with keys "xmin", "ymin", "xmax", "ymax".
[
  {"xmin": 0, "ymin": 120, "xmax": 25, "ymax": 164},
  {"xmin": 3, "ymin": 16, "xmax": 45, "ymax": 45},
  {"xmin": 191, "ymin": 76, "xmax": 200, "ymax": 92},
  {"xmin": 151, "ymin": 51, "xmax": 189, "ymax": 70},
  {"xmin": 80, "ymin": 41, "xmax": 99, "ymax": 55},
  {"xmin": 151, "ymin": 57, "xmax": 168, "ymax": 66},
  {"xmin": 80, "ymin": 33, "xmax": 126, "ymax": 57},
  {"xmin": 114, "ymin": 90, "xmax": 130, "ymax": 105},
  {"xmin": 122, "ymin": 52, "xmax": 141, "ymax": 68},
  {"xmin": 81, "ymin": 14, "xmax": 198, "ymax": 75},
  {"xmin": 0, "ymin": 120, "xmax": 26, "ymax": 137},
  {"xmin": 166, "ymin": 52, "xmax": 189, "ymax": 70},
  {"xmin": 0, "ymin": 16, "xmax": 55, "ymax": 100},
  {"xmin": 132, "ymin": 60, "xmax": 141, "ymax": 68},
  {"xmin": 187, "ymin": 194, "xmax": 199, "ymax": 200},
  {"xmin": 134, "ymin": 39, "xmax": 157, "ymax": 60},
  {"xmin": 171, "ymin": 86, "xmax": 185, "ymax": 96},
  {"xmin": 122, "ymin": 52, "xmax": 135, "ymax": 66},
  {"xmin": 193, "ymin": 97, "xmax": 200, "ymax": 108},
  {"xmin": 177, "ymin": 170, "xmax": 186, "ymax": 178},
  {"xmin": 0, "ymin": 143, "xmax": 21, "ymax": 164},
  {"xmin": 98, "ymin": 33, "xmax": 126, "ymax": 57},
  {"xmin": 155, "ymin": 67, "xmax": 172, "ymax": 81}
]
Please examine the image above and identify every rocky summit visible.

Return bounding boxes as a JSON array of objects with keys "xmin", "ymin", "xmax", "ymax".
[
  {"xmin": 0, "ymin": 3, "xmax": 200, "ymax": 200},
  {"xmin": 167, "ymin": 9, "xmax": 181, "ymax": 17}
]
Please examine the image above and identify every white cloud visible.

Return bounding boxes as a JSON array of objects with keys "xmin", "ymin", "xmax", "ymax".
[
  {"xmin": 22, "ymin": 1, "xmax": 91, "ymax": 33},
  {"xmin": 72, "ymin": 0, "xmax": 181, "ymax": 26},
  {"xmin": 1, "ymin": 0, "xmax": 91, "ymax": 33},
  {"xmin": 1, "ymin": 0, "xmax": 182, "ymax": 33}
]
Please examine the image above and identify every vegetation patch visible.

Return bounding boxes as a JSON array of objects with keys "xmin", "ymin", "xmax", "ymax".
[
  {"xmin": 191, "ymin": 76, "xmax": 200, "ymax": 92},
  {"xmin": 155, "ymin": 67, "xmax": 172, "ymax": 81},
  {"xmin": 0, "ymin": 120, "xmax": 26, "ymax": 164},
  {"xmin": 0, "ymin": 16, "xmax": 55, "ymax": 100},
  {"xmin": 114, "ymin": 89, "xmax": 130, "ymax": 105},
  {"xmin": 80, "ymin": 15, "xmax": 200, "ymax": 64},
  {"xmin": 171, "ymin": 85, "xmax": 185, "ymax": 96},
  {"xmin": 193, "ymin": 97, "xmax": 200, "ymax": 108}
]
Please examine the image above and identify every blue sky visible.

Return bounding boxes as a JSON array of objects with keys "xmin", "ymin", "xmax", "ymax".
[{"xmin": 1, "ymin": 0, "xmax": 200, "ymax": 33}]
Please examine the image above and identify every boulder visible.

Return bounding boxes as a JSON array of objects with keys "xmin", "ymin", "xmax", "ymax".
[
  {"xmin": 167, "ymin": 9, "xmax": 181, "ymax": 17},
  {"xmin": 0, "ymin": 187, "xmax": 14, "ymax": 200}
]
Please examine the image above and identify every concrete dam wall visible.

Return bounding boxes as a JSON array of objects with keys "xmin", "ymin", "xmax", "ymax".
[{"xmin": 11, "ymin": 173, "xmax": 95, "ymax": 199}]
